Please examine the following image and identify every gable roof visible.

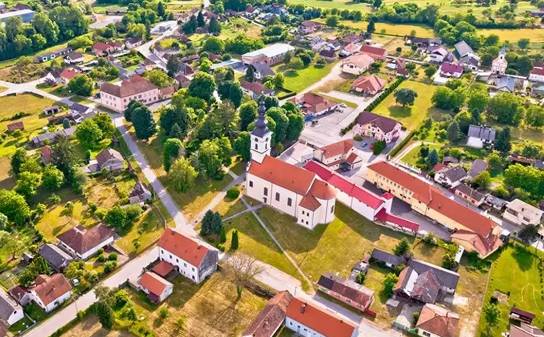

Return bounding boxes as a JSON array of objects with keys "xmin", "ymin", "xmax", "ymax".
[
  {"xmin": 370, "ymin": 248, "xmax": 405, "ymax": 266},
  {"xmin": 356, "ymin": 111, "xmax": 400, "ymax": 133},
  {"xmin": 286, "ymin": 297, "xmax": 356, "ymax": 337},
  {"xmin": 249, "ymin": 155, "xmax": 316, "ymax": 195},
  {"xmin": 243, "ymin": 291, "xmax": 293, "ymax": 337},
  {"xmin": 530, "ymin": 66, "xmax": 544, "ymax": 76},
  {"xmin": 101, "ymin": 75, "xmax": 158, "ymax": 98},
  {"xmin": 158, "ymin": 228, "xmax": 214, "ymax": 267},
  {"xmin": 96, "ymin": 148, "xmax": 123, "ymax": 167},
  {"xmin": 510, "ymin": 323, "xmax": 544, "ymax": 337},
  {"xmin": 57, "ymin": 224, "xmax": 114, "ymax": 255},
  {"xmin": 454, "ymin": 40, "xmax": 474, "ymax": 58},
  {"xmin": 317, "ymin": 274, "xmax": 374, "ymax": 309},
  {"xmin": 39, "ymin": 244, "xmax": 73, "ymax": 271},
  {"xmin": 343, "ymin": 53, "xmax": 374, "ymax": 69},
  {"xmin": 251, "ymin": 62, "xmax": 275, "ymax": 77},
  {"xmin": 455, "ymin": 184, "xmax": 485, "ymax": 202},
  {"xmin": 139, "ymin": 272, "xmax": 171, "ymax": 296},
  {"xmin": 361, "ymin": 44, "xmax": 387, "ymax": 58},
  {"xmin": 31, "ymin": 274, "xmax": 72, "ymax": 306},
  {"xmin": 467, "ymin": 125, "xmax": 496, "ymax": 141},
  {"xmin": 416, "ymin": 304, "xmax": 459, "ymax": 337},
  {"xmin": 440, "ymin": 62, "xmax": 463, "ymax": 75},
  {"xmin": 0, "ymin": 288, "xmax": 21, "ymax": 322},
  {"xmin": 438, "ymin": 166, "xmax": 467, "ymax": 182},
  {"xmin": 408, "ymin": 259, "xmax": 460, "ymax": 290},
  {"xmin": 318, "ymin": 139, "xmax": 354, "ymax": 159},
  {"xmin": 351, "ymin": 75, "xmax": 386, "ymax": 93}
]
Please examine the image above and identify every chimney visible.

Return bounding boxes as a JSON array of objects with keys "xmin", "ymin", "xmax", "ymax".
[{"xmin": 300, "ymin": 303, "xmax": 306, "ymax": 314}]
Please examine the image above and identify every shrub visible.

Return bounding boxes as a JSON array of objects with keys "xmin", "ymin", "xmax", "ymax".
[
  {"xmin": 104, "ymin": 261, "xmax": 117, "ymax": 273},
  {"xmin": 226, "ymin": 187, "xmax": 240, "ymax": 200},
  {"xmin": 96, "ymin": 254, "xmax": 106, "ymax": 263},
  {"xmin": 108, "ymin": 253, "xmax": 118, "ymax": 261}
]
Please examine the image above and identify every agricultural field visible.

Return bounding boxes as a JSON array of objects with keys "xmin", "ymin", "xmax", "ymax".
[
  {"xmin": 166, "ymin": 0, "xmax": 202, "ymax": 12},
  {"xmin": 373, "ymin": 80, "xmax": 438, "ymax": 130}
]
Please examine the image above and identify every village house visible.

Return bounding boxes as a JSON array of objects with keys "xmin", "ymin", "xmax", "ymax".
[
  {"xmin": 339, "ymin": 42, "xmax": 362, "ymax": 57},
  {"xmin": 92, "ymin": 41, "xmax": 124, "ymax": 57},
  {"xmin": 406, "ymin": 36, "xmax": 442, "ymax": 49},
  {"xmin": 341, "ymin": 53, "xmax": 375, "ymax": 75},
  {"xmin": 245, "ymin": 102, "xmax": 336, "ymax": 229},
  {"xmin": 6, "ymin": 121, "xmax": 24, "ymax": 132},
  {"xmin": 459, "ymin": 53, "xmax": 480, "ymax": 71},
  {"xmin": 466, "ymin": 125, "xmax": 496, "ymax": 149},
  {"xmin": 41, "ymin": 146, "xmax": 53, "ymax": 165},
  {"xmin": 0, "ymin": 288, "xmax": 24, "ymax": 326},
  {"xmin": 429, "ymin": 47, "xmax": 450, "ymax": 63},
  {"xmin": 415, "ymin": 304, "xmax": 459, "ymax": 337},
  {"xmin": 485, "ymin": 194, "xmax": 508, "ymax": 211},
  {"xmin": 394, "ymin": 258, "xmax": 460, "ymax": 303},
  {"xmin": 352, "ymin": 111, "xmax": 402, "ymax": 143},
  {"xmin": 240, "ymin": 80, "xmax": 275, "ymax": 99},
  {"xmin": 86, "ymin": 148, "xmax": 125, "ymax": 173},
  {"xmin": 158, "ymin": 228, "xmax": 219, "ymax": 283},
  {"xmin": 503, "ymin": 199, "xmax": 543, "ymax": 226},
  {"xmin": 396, "ymin": 59, "xmax": 409, "ymax": 77},
  {"xmin": 125, "ymin": 37, "xmax": 144, "ymax": 49},
  {"xmin": 454, "ymin": 184, "xmax": 485, "ymax": 207},
  {"xmin": 439, "ymin": 62, "xmax": 463, "ymax": 78},
  {"xmin": 285, "ymin": 297, "xmax": 358, "ymax": 337},
  {"xmin": 469, "ymin": 159, "xmax": 488, "ymax": 178},
  {"xmin": 35, "ymin": 47, "xmax": 73, "ymax": 63},
  {"xmin": 316, "ymin": 273, "xmax": 374, "ymax": 312},
  {"xmin": 312, "ymin": 139, "xmax": 361, "ymax": 171},
  {"xmin": 366, "ymin": 161, "xmax": 502, "ymax": 258},
  {"xmin": 69, "ymin": 103, "xmax": 95, "ymax": 123},
  {"xmin": 26, "ymin": 274, "xmax": 72, "ymax": 313},
  {"xmin": 57, "ymin": 224, "xmax": 115, "ymax": 260},
  {"xmin": 242, "ymin": 43, "xmax": 295, "ymax": 66},
  {"xmin": 64, "ymin": 52, "xmax": 84, "ymax": 65},
  {"xmin": 129, "ymin": 182, "xmax": 152, "ymax": 204},
  {"xmin": 100, "ymin": 75, "xmax": 160, "ymax": 112},
  {"xmin": 509, "ymin": 323, "xmax": 544, "ymax": 337},
  {"xmin": 434, "ymin": 166, "xmax": 467, "ymax": 188},
  {"xmin": 299, "ymin": 20, "xmax": 323, "ymax": 35},
  {"xmin": 39, "ymin": 243, "xmax": 73, "ymax": 272},
  {"xmin": 351, "ymin": 74, "xmax": 386, "ymax": 96},
  {"xmin": 292, "ymin": 92, "xmax": 339, "ymax": 117},
  {"xmin": 361, "ymin": 44, "xmax": 387, "ymax": 60},
  {"xmin": 489, "ymin": 75, "xmax": 517, "ymax": 94},
  {"xmin": 371, "ymin": 249, "xmax": 406, "ymax": 268},
  {"xmin": 137, "ymin": 271, "xmax": 173, "ymax": 303},
  {"xmin": 247, "ymin": 62, "xmax": 275, "ymax": 80},
  {"xmin": 30, "ymin": 126, "xmax": 76, "ymax": 147},
  {"xmin": 243, "ymin": 291, "xmax": 293, "ymax": 337},
  {"xmin": 492, "ymin": 49, "xmax": 508, "ymax": 75},
  {"xmin": 529, "ymin": 66, "xmax": 544, "ymax": 83}
]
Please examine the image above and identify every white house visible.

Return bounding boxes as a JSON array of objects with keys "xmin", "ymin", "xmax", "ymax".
[
  {"xmin": 57, "ymin": 224, "xmax": 114, "ymax": 260},
  {"xmin": 312, "ymin": 139, "xmax": 361, "ymax": 171},
  {"xmin": 434, "ymin": 166, "xmax": 467, "ymax": 188},
  {"xmin": 491, "ymin": 49, "xmax": 508, "ymax": 75},
  {"xmin": 466, "ymin": 125, "xmax": 496, "ymax": 149},
  {"xmin": 158, "ymin": 228, "xmax": 219, "ymax": 283},
  {"xmin": 529, "ymin": 66, "xmax": 544, "ymax": 83},
  {"xmin": 416, "ymin": 304, "xmax": 459, "ymax": 337},
  {"xmin": 352, "ymin": 111, "xmax": 402, "ymax": 144},
  {"xmin": 341, "ymin": 53, "xmax": 375, "ymax": 75},
  {"xmin": 242, "ymin": 43, "xmax": 295, "ymax": 66},
  {"xmin": 503, "ymin": 199, "xmax": 543, "ymax": 226},
  {"xmin": 137, "ymin": 271, "xmax": 173, "ymax": 303},
  {"xmin": 86, "ymin": 148, "xmax": 125, "ymax": 174},
  {"xmin": 246, "ymin": 102, "xmax": 336, "ymax": 229},
  {"xmin": 27, "ymin": 274, "xmax": 72, "ymax": 313},
  {"xmin": 285, "ymin": 297, "xmax": 358, "ymax": 337},
  {"xmin": 100, "ymin": 75, "xmax": 160, "ymax": 113},
  {"xmin": 0, "ymin": 288, "xmax": 24, "ymax": 326},
  {"xmin": 429, "ymin": 47, "xmax": 448, "ymax": 63}
]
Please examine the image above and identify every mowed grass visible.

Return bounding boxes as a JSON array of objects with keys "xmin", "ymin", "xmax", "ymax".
[
  {"xmin": 478, "ymin": 244, "xmax": 544, "ymax": 336},
  {"xmin": 331, "ymin": 20, "xmax": 435, "ymax": 38},
  {"xmin": 116, "ymin": 206, "xmax": 165, "ymax": 256},
  {"xmin": 281, "ymin": 62, "xmax": 336, "ymax": 93},
  {"xmin": 479, "ymin": 28, "xmax": 544, "ymax": 43},
  {"xmin": 400, "ymin": 142, "xmax": 442, "ymax": 166},
  {"xmin": 373, "ymin": 80, "xmax": 437, "ymax": 130},
  {"xmin": 220, "ymin": 17, "xmax": 262, "ymax": 40},
  {"xmin": 67, "ymin": 274, "xmax": 266, "ymax": 337}
]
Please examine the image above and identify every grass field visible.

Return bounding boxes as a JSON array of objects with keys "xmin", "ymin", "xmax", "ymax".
[
  {"xmin": 333, "ymin": 20, "xmax": 435, "ymax": 38},
  {"xmin": 281, "ymin": 62, "xmax": 336, "ymax": 93},
  {"xmin": 478, "ymin": 244, "xmax": 544, "ymax": 336},
  {"xmin": 64, "ymin": 274, "xmax": 266, "ymax": 337},
  {"xmin": 373, "ymin": 80, "xmax": 438, "ymax": 130},
  {"xmin": 479, "ymin": 28, "xmax": 544, "ymax": 43},
  {"xmin": 220, "ymin": 17, "xmax": 263, "ymax": 40},
  {"xmin": 115, "ymin": 206, "xmax": 165, "ymax": 256},
  {"xmin": 400, "ymin": 142, "xmax": 442, "ymax": 166}
]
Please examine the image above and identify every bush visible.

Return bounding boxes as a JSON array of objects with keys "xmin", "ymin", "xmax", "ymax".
[
  {"xmin": 103, "ymin": 261, "xmax": 117, "ymax": 273},
  {"xmin": 108, "ymin": 253, "xmax": 118, "ymax": 261},
  {"xmin": 226, "ymin": 187, "xmax": 240, "ymax": 200},
  {"xmin": 96, "ymin": 254, "xmax": 106, "ymax": 263}
]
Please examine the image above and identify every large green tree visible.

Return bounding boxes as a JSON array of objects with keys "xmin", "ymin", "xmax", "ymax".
[
  {"xmin": 132, "ymin": 106, "xmax": 156, "ymax": 140},
  {"xmin": 76, "ymin": 119, "xmax": 103, "ymax": 149},
  {"xmin": 188, "ymin": 72, "xmax": 216, "ymax": 101},
  {"xmin": 0, "ymin": 190, "xmax": 30, "ymax": 225},
  {"xmin": 168, "ymin": 157, "xmax": 197, "ymax": 192}
]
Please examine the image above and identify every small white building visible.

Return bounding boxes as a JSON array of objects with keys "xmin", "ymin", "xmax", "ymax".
[
  {"xmin": 100, "ymin": 75, "xmax": 160, "ymax": 113},
  {"xmin": 529, "ymin": 66, "xmax": 544, "ymax": 83},
  {"xmin": 27, "ymin": 274, "xmax": 72, "ymax": 313},
  {"xmin": 491, "ymin": 49, "xmax": 508, "ymax": 75},
  {"xmin": 242, "ymin": 43, "xmax": 295, "ymax": 66},
  {"xmin": 503, "ymin": 199, "xmax": 543, "ymax": 226},
  {"xmin": 285, "ymin": 297, "xmax": 358, "ymax": 337},
  {"xmin": 137, "ymin": 271, "xmax": 173, "ymax": 303},
  {"xmin": 158, "ymin": 228, "xmax": 219, "ymax": 284},
  {"xmin": 57, "ymin": 224, "xmax": 114, "ymax": 260},
  {"xmin": 86, "ymin": 148, "xmax": 125, "ymax": 174},
  {"xmin": 0, "ymin": 288, "xmax": 24, "ymax": 326}
]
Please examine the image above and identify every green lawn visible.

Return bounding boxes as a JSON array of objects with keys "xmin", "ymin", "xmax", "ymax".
[
  {"xmin": 373, "ymin": 80, "xmax": 438, "ymax": 131},
  {"xmin": 281, "ymin": 62, "xmax": 336, "ymax": 93},
  {"xmin": 220, "ymin": 17, "xmax": 262, "ymax": 40},
  {"xmin": 116, "ymin": 206, "xmax": 165, "ymax": 256},
  {"xmin": 400, "ymin": 142, "xmax": 442, "ymax": 166},
  {"xmin": 478, "ymin": 244, "xmax": 544, "ymax": 336}
]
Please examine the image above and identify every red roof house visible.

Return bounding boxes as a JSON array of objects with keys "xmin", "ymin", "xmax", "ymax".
[
  {"xmin": 138, "ymin": 271, "xmax": 173, "ymax": 303},
  {"xmin": 351, "ymin": 75, "xmax": 386, "ymax": 95},
  {"xmin": 361, "ymin": 44, "xmax": 387, "ymax": 60}
]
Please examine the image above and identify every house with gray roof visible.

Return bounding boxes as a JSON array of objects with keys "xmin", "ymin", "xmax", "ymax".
[
  {"xmin": 434, "ymin": 166, "xmax": 467, "ymax": 188},
  {"xmin": 469, "ymin": 159, "xmax": 488, "ymax": 178},
  {"xmin": 454, "ymin": 41, "xmax": 474, "ymax": 59},
  {"xmin": 370, "ymin": 249, "xmax": 406, "ymax": 268},
  {"xmin": 39, "ymin": 243, "xmax": 73, "ymax": 271},
  {"xmin": 467, "ymin": 125, "xmax": 496, "ymax": 149},
  {"xmin": 0, "ymin": 288, "xmax": 24, "ymax": 326}
]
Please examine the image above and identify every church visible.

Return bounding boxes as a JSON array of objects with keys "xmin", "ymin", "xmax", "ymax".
[{"xmin": 244, "ymin": 101, "xmax": 337, "ymax": 229}]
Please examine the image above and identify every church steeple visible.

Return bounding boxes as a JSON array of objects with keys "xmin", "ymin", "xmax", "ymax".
[{"xmin": 250, "ymin": 97, "xmax": 272, "ymax": 163}]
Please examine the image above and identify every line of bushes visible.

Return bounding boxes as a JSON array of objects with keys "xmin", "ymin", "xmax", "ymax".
[{"xmin": 340, "ymin": 77, "xmax": 405, "ymax": 135}]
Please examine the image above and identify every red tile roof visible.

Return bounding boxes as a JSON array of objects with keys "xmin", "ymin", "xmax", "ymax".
[
  {"xmin": 31, "ymin": 274, "xmax": 71, "ymax": 306},
  {"xmin": 59, "ymin": 68, "xmax": 79, "ymax": 81},
  {"xmin": 531, "ymin": 66, "xmax": 544, "ymax": 76},
  {"xmin": 440, "ymin": 62, "xmax": 463, "ymax": 75},
  {"xmin": 376, "ymin": 209, "xmax": 419, "ymax": 232},
  {"xmin": 243, "ymin": 291, "xmax": 293, "ymax": 337},
  {"xmin": 101, "ymin": 75, "xmax": 158, "ymax": 98},
  {"xmin": 303, "ymin": 160, "xmax": 334, "ymax": 181},
  {"xmin": 318, "ymin": 140, "xmax": 354, "ymax": 159},
  {"xmin": 7, "ymin": 121, "xmax": 24, "ymax": 131},
  {"xmin": 286, "ymin": 297, "xmax": 356, "ymax": 337},
  {"xmin": 249, "ymin": 156, "xmax": 316, "ymax": 196},
  {"xmin": 158, "ymin": 228, "xmax": 210, "ymax": 267},
  {"xmin": 139, "ymin": 272, "xmax": 170, "ymax": 297},
  {"xmin": 309, "ymin": 179, "xmax": 336, "ymax": 200},
  {"xmin": 351, "ymin": 75, "xmax": 386, "ymax": 93},
  {"xmin": 416, "ymin": 304, "xmax": 459, "ymax": 337},
  {"xmin": 361, "ymin": 45, "xmax": 387, "ymax": 59},
  {"xmin": 299, "ymin": 194, "xmax": 322, "ymax": 211},
  {"xmin": 57, "ymin": 224, "xmax": 114, "ymax": 255},
  {"xmin": 151, "ymin": 261, "xmax": 175, "ymax": 277}
]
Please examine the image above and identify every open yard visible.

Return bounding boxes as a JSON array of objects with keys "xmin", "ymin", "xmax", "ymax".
[
  {"xmin": 220, "ymin": 17, "xmax": 262, "ymax": 40},
  {"xmin": 373, "ymin": 80, "xmax": 437, "ymax": 130},
  {"xmin": 280, "ymin": 62, "xmax": 336, "ymax": 93},
  {"xmin": 478, "ymin": 244, "xmax": 544, "ymax": 336},
  {"xmin": 64, "ymin": 273, "xmax": 267, "ymax": 337}
]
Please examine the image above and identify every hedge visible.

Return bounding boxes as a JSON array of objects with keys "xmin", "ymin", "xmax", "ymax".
[
  {"xmin": 388, "ymin": 130, "xmax": 415, "ymax": 159},
  {"xmin": 340, "ymin": 76, "xmax": 405, "ymax": 135}
]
